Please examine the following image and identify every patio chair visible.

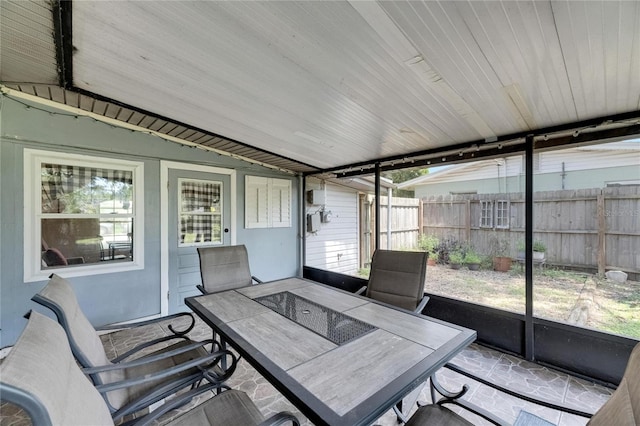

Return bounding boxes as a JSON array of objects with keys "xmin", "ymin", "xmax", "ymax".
[
  {"xmin": 355, "ymin": 249, "xmax": 430, "ymax": 422},
  {"xmin": 0, "ymin": 311, "xmax": 300, "ymax": 426},
  {"xmin": 405, "ymin": 342, "xmax": 640, "ymax": 426},
  {"xmin": 197, "ymin": 244, "xmax": 263, "ymax": 294},
  {"xmin": 356, "ymin": 249, "xmax": 430, "ymax": 313},
  {"xmin": 31, "ymin": 273, "xmax": 236, "ymax": 422}
]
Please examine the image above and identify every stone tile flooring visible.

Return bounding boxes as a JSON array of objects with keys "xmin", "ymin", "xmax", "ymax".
[{"xmin": 1, "ymin": 315, "xmax": 614, "ymax": 425}]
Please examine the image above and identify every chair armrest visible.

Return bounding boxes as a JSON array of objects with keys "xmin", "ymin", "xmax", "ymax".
[
  {"xmin": 92, "ymin": 349, "xmax": 237, "ymax": 395},
  {"xmin": 414, "ymin": 295, "xmax": 430, "ymax": 314},
  {"xmin": 252, "ymin": 275, "xmax": 264, "ymax": 284},
  {"xmin": 97, "ymin": 312, "xmax": 197, "ymax": 363},
  {"xmin": 85, "ymin": 340, "xmax": 217, "ymax": 373},
  {"xmin": 436, "ymin": 399, "xmax": 510, "ymax": 426},
  {"xmin": 443, "ymin": 362, "xmax": 594, "ymax": 418},
  {"xmin": 110, "ymin": 335, "xmax": 195, "ymax": 364},
  {"xmin": 355, "ymin": 286, "xmax": 367, "ymax": 295},
  {"xmin": 257, "ymin": 411, "xmax": 301, "ymax": 426},
  {"xmin": 96, "ymin": 311, "xmax": 195, "ymax": 336},
  {"xmin": 196, "ymin": 284, "xmax": 206, "ymax": 294}
]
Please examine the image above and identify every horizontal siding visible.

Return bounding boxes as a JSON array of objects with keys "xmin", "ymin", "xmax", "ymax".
[
  {"xmin": 540, "ymin": 149, "xmax": 640, "ymax": 173},
  {"xmin": 305, "ymin": 183, "xmax": 359, "ymax": 274}
]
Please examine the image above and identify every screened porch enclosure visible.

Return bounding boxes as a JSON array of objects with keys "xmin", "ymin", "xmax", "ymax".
[{"xmin": 1, "ymin": 0, "xmax": 640, "ymax": 408}]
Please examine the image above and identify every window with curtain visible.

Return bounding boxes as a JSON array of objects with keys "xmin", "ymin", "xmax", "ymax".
[{"xmin": 25, "ymin": 149, "xmax": 144, "ymax": 281}]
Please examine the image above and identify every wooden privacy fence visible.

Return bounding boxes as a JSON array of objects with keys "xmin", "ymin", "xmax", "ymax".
[
  {"xmin": 420, "ymin": 186, "xmax": 640, "ymax": 277},
  {"xmin": 361, "ymin": 195, "xmax": 420, "ymax": 265}
]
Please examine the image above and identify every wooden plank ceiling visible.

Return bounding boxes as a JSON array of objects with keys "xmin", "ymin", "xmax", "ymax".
[{"xmin": 2, "ymin": 1, "xmax": 639, "ymax": 175}]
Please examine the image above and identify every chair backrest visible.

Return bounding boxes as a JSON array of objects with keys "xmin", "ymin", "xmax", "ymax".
[
  {"xmin": 588, "ymin": 342, "xmax": 640, "ymax": 425},
  {"xmin": 31, "ymin": 274, "xmax": 128, "ymax": 409},
  {"xmin": 197, "ymin": 245, "xmax": 254, "ymax": 293},
  {"xmin": 366, "ymin": 249, "xmax": 428, "ymax": 311},
  {"xmin": 0, "ymin": 311, "xmax": 114, "ymax": 426}
]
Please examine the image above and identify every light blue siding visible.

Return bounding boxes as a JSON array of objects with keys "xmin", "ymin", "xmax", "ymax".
[{"xmin": 0, "ymin": 96, "xmax": 300, "ymax": 346}]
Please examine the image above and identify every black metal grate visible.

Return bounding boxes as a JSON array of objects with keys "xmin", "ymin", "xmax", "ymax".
[{"xmin": 254, "ymin": 291, "xmax": 376, "ymax": 345}]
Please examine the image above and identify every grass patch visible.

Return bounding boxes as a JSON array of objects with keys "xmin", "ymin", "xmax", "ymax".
[
  {"xmin": 357, "ymin": 267, "xmax": 370, "ymax": 278},
  {"xmin": 425, "ymin": 264, "xmax": 640, "ymax": 339}
]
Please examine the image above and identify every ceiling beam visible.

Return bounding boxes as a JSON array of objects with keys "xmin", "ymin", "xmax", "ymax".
[
  {"xmin": 51, "ymin": 0, "xmax": 72, "ymax": 89},
  {"xmin": 308, "ymin": 110, "xmax": 640, "ymax": 178}
]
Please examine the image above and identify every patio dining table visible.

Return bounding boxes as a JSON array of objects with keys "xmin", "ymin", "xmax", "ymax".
[{"xmin": 185, "ymin": 277, "xmax": 476, "ymax": 426}]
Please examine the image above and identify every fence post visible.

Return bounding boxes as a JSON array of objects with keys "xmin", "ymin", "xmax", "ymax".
[
  {"xmin": 597, "ymin": 191, "xmax": 606, "ymax": 276},
  {"xmin": 387, "ymin": 192, "xmax": 392, "ymax": 249},
  {"xmin": 466, "ymin": 200, "xmax": 471, "ymax": 244},
  {"xmin": 419, "ymin": 199, "xmax": 424, "ymax": 237}
]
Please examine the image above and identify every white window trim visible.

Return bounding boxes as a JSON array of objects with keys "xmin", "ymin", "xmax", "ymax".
[{"xmin": 24, "ymin": 148, "xmax": 145, "ymax": 282}]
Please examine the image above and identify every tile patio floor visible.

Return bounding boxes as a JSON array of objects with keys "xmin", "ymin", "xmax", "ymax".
[{"xmin": 1, "ymin": 315, "xmax": 613, "ymax": 425}]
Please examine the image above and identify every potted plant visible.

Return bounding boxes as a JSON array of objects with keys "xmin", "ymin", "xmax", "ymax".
[
  {"xmin": 448, "ymin": 250, "xmax": 464, "ymax": 270},
  {"xmin": 463, "ymin": 249, "xmax": 481, "ymax": 271},
  {"xmin": 490, "ymin": 234, "xmax": 512, "ymax": 272},
  {"xmin": 533, "ymin": 240, "xmax": 546, "ymax": 261},
  {"xmin": 418, "ymin": 234, "xmax": 440, "ymax": 266}
]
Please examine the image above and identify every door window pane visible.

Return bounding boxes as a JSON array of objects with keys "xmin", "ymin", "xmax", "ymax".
[{"xmin": 178, "ymin": 179, "xmax": 222, "ymax": 245}]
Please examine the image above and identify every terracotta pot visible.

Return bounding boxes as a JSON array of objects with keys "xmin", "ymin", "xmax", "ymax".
[
  {"xmin": 427, "ymin": 258, "xmax": 437, "ymax": 266},
  {"xmin": 493, "ymin": 256, "xmax": 512, "ymax": 272}
]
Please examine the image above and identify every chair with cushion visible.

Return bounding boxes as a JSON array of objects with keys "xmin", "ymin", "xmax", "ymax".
[
  {"xmin": 356, "ymin": 249, "xmax": 430, "ymax": 422},
  {"xmin": 357, "ymin": 249, "xmax": 430, "ymax": 314},
  {"xmin": 197, "ymin": 244, "xmax": 263, "ymax": 294},
  {"xmin": 31, "ymin": 273, "xmax": 236, "ymax": 422},
  {"xmin": 41, "ymin": 238, "xmax": 85, "ymax": 266},
  {"xmin": 405, "ymin": 342, "xmax": 640, "ymax": 425},
  {"xmin": 0, "ymin": 311, "xmax": 299, "ymax": 426}
]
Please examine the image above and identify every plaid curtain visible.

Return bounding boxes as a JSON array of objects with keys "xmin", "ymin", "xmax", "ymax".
[
  {"xmin": 41, "ymin": 163, "xmax": 133, "ymax": 213},
  {"xmin": 180, "ymin": 181, "xmax": 220, "ymax": 212},
  {"xmin": 180, "ymin": 181, "xmax": 221, "ymax": 243}
]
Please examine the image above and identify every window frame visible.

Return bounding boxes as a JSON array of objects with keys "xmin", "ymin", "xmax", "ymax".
[
  {"xmin": 479, "ymin": 200, "xmax": 493, "ymax": 228},
  {"xmin": 494, "ymin": 200, "xmax": 510, "ymax": 229},
  {"xmin": 24, "ymin": 149, "xmax": 144, "ymax": 282}
]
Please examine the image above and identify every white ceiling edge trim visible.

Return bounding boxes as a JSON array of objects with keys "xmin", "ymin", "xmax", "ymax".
[
  {"xmin": 0, "ymin": 86, "xmax": 296, "ymax": 175},
  {"xmin": 349, "ymin": 0, "xmax": 496, "ymax": 140}
]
